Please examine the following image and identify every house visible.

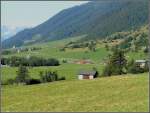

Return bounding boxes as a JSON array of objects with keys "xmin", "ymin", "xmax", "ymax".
[
  {"xmin": 74, "ymin": 60, "xmax": 93, "ymax": 64},
  {"xmin": 135, "ymin": 60, "xmax": 147, "ymax": 68},
  {"xmin": 77, "ymin": 70, "xmax": 97, "ymax": 80},
  {"xmin": 1, "ymin": 64, "xmax": 9, "ymax": 67},
  {"xmin": 17, "ymin": 49, "xmax": 20, "ymax": 53}
]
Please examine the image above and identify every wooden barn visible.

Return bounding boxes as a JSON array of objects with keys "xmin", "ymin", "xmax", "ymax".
[{"xmin": 77, "ymin": 70, "xmax": 97, "ymax": 80}]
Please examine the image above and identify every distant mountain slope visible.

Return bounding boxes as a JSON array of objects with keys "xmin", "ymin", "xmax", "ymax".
[
  {"xmin": 2, "ymin": 0, "xmax": 148, "ymax": 48},
  {"xmin": 1, "ymin": 25, "xmax": 25, "ymax": 42}
]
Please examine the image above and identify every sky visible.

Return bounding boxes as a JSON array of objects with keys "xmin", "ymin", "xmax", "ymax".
[{"xmin": 1, "ymin": 1, "xmax": 89, "ymax": 28}]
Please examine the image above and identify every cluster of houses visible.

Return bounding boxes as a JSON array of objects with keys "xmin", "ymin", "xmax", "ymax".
[{"xmin": 12, "ymin": 45, "xmax": 41, "ymax": 54}]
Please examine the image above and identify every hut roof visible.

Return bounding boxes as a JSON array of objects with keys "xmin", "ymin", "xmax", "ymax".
[
  {"xmin": 78, "ymin": 70, "xmax": 96, "ymax": 76},
  {"xmin": 135, "ymin": 60, "xmax": 146, "ymax": 63}
]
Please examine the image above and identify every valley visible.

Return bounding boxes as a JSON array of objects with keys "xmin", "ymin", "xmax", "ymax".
[{"xmin": 1, "ymin": 0, "xmax": 149, "ymax": 112}]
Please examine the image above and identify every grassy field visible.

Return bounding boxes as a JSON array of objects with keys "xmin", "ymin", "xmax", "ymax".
[
  {"xmin": 1, "ymin": 36, "xmax": 149, "ymax": 112},
  {"xmin": 2, "ymin": 73, "xmax": 148, "ymax": 112},
  {"xmin": 2, "ymin": 36, "xmax": 147, "ymax": 62},
  {"xmin": 1, "ymin": 63, "xmax": 104, "ymax": 83}
]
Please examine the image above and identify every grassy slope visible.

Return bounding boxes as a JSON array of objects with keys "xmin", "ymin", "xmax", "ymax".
[
  {"xmin": 2, "ymin": 73, "xmax": 148, "ymax": 112},
  {"xmin": 1, "ymin": 36, "xmax": 148, "ymax": 112},
  {"xmin": 1, "ymin": 36, "xmax": 147, "ymax": 83},
  {"xmin": 2, "ymin": 35, "xmax": 147, "ymax": 62},
  {"xmin": 1, "ymin": 64, "xmax": 104, "ymax": 83}
]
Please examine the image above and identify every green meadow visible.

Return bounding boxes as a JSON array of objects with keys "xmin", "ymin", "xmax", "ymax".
[
  {"xmin": 1, "ymin": 63, "xmax": 104, "ymax": 83},
  {"xmin": 2, "ymin": 36, "xmax": 147, "ymax": 62},
  {"xmin": 2, "ymin": 73, "xmax": 148, "ymax": 112},
  {"xmin": 1, "ymin": 36, "xmax": 149, "ymax": 112}
]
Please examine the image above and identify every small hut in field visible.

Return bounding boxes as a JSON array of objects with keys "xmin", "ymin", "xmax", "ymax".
[
  {"xmin": 77, "ymin": 70, "xmax": 97, "ymax": 80},
  {"xmin": 135, "ymin": 60, "xmax": 147, "ymax": 68}
]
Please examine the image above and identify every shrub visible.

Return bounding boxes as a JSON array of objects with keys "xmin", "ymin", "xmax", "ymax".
[
  {"xmin": 25, "ymin": 78, "xmax": 41, "ymax": 85},
  {"xmin": 58, "ymin": 76, "xmax": 66, "ymax": 80},
  {"xmin": 1, "ymin": 57, "xmax": 10, "ymax": 65},
  {"xmin": 62, "ymin": 59, "xmax": 67, "ymax": 63},
  {"xmin": 144, "ymin": 47, "xmax": 148, "ymax": 53},
  {"xmin": 102, "ymin": 65, "xmax": 113, "ymax": 76},
  {"xmin": 2, "ymin": 50, "xmax": 12, "ymax": 55},
  {"xmin": 6, "ymin": 78, "xmax": 15, "ymax": 85},
  {"xmin": 39, "ymin": 71, "xmax": 58, "ymax": 83},
  {"xmin": 92, "ymin": 67, "xmax": 99, "ymax": 78},
  {"xmin": 59, "ymin": 48, "xmax": 65, "ymax": 52},
  {"xmin": 39, "ymin": 70, "xmax": 64, "ymax": 83}
]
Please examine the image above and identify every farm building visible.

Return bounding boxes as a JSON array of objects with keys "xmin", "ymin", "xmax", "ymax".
[
  {"xmin": 74, "ymin": 60, "xmax": 93, "ymax": 64},
  {"xmin": 77, "ymin": 70, "xmax": 97, "ymax": 80},
  {"xmin": 135, "ymin": 60, "xmax": 147, "ymax": 68}
]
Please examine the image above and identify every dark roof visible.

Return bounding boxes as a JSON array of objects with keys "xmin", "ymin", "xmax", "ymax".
[
  {"xmin": 78, "ymin": 70, "xmax": 96, "ymax": 76},
  {"xmin": 135, "ymin": 60, "xmax": 146, "ymax": 63}
]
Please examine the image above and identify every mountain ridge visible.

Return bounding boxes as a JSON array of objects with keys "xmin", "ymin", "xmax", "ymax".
[{"xmin": 2, "ymin": 0, "xmax": 148, "ymax": 48}]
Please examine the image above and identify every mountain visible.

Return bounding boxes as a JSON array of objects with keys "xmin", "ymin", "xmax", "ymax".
[
  {"xmin": 1, "ymin": 25, "xmax": 25, "ymax": 42},
  {"xmin": 2, "ymin": 0, "xmax": 149, "ymax": 48}
]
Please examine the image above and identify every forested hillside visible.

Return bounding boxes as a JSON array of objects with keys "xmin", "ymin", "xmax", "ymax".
[{"xmin": 2, "ymin": 0, "xmax": 148, "ymax": 48}]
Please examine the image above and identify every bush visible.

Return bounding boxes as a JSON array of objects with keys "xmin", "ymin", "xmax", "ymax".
[
  {"xmin": 59, "ymin": 48, "xmax": 65, "ymax": 52},
  {"xmin": 2, "ymin": 50, "xmax": 12, "ymax": 55},
  {"xmin": 6, "ymin": 78, "xmax": 15, "ymax": 85},
  {"xmin": 58, "ymin": 76, "xmax": 66, "ymax": 80},
  {"xmin": 92, "ymin": 67, "xmax": 99, "ymax": 78},
  {"xmin": 39, "ymin": 71, "xmax": 58, "ymax": 83},
  {"xmin": 62, "ymin": 59, "xmax": 67, "ymax": 63},
  {"xmin": 102, "ymin": 65, "xmax": 113, "ymax": 76},
  {"xmin": 25, "ymin": 78, "xmax": 41, "ymax": 85},
  {"xmin": 144, "ymin": 47, "xmax": 148, "ymax": 53},
  {"xmin": 1, "ymin": 57, "xmax": 10, "ymax": 65},
  {"xmin": 39, "ymin": 70, "xmax": 65, "ymax": 83}
]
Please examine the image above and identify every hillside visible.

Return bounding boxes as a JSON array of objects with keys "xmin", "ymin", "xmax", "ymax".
[
  {"xmin": 2, "ymin": 0, "xmax": 148, "ymax": 48},
  {"xmin": 2, "ymin": 73, "xmax": 148, "ymax": 112},
  {"xmin": 1, "ymin": 25, "xmax": 25, "ymax": 41}
]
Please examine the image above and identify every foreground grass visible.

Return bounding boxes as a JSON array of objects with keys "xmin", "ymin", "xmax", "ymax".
[{"xmin": 2, "ymin": 73, "xmax": 148, "ymax": 112}]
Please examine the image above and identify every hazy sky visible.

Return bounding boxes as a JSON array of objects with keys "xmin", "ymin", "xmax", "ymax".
[{"xmin": 1, "ymin": 1, "xmax": 89, "ymax": 28}]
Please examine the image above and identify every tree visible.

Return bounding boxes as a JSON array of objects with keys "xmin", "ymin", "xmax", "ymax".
[
  {"xmin": 59, "ymin": 48, "xmax": 65, "ymax": 52},
  {"xmin": 15, "ymin": 65, "xmax": 30, "ymax": 83},
  {"xmin": 105, "ymin": 44, "xmax": 109, "ymax": 51},
  {"xmin": 102, "ymin": 48, "xmax": 127, "ymax": 76},
  {"xmin": 39, "ymin": 70, "xmax": 59, "ymax": 83},
  {"xmin": 110, "ymin": 49, "xmax": 127, "ymax": 75},
  {"xmin": 88, "ymin": 41, "xmax": 96, "ymax": 52},
  {"xmin": 92, "ymin": 67, "xmax": 99, "ymax": 78}
]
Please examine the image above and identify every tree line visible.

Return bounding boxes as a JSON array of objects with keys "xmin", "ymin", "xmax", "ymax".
[
  {"xmin": 4, "ymin": 65, "xmax": 65, "ymax": 85},
  {"xmin": 102, "ymin": 48, "xmax": 149, "ymax": 76},
  {"xmin": 1, "ymin": 56, "xmax": 59, "ymax": 67}
]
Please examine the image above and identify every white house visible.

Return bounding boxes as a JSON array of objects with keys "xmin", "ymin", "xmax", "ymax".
[
  {"xmin": 135, "ymin": 60, "xmax": 147, "ymax": 68},
  {"xmin": 77, "ymin": 70, "xmax": 97, "ymax": 80}
]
